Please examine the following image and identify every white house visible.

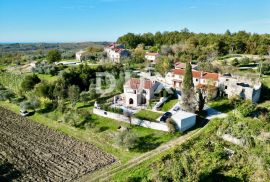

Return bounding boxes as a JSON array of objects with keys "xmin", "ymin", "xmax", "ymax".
[
  {"xmin": 165, "ymin": 69, "xmax": 220, "ymax": 89},
  {"xmin": 123, "ymin": 78, "xmax": 159, "ymax": 107},
  {"xmin": 104, "ymin": 43, "xmax": 129, "ymax": 62},
  {"xmin": 145, "ymin": 52, "xmax": 160, "ymax": 63},
  {"xmin": 75, "ymin": 50, "xmax": 86, "ymax": 61},
  {"xmin": 171, "ymin": 111, "xmax": 196, "ymax": 132}
]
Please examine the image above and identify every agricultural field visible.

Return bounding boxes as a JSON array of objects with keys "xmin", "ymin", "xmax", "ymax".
[{"xmin": 0, "ymin": 107, "xmax": 115, "ymax": 182}]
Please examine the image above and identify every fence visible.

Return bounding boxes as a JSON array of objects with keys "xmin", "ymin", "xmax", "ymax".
[{"xmin": 93, "ymin": 108, "xmax": 169, "ymax": 132}]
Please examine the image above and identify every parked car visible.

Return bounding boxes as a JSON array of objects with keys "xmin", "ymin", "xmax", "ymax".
[
  {"xmin": 173, "ymin": 106, "xmax": 180, "ymax": 111},
  {"xmin": 20, "ymin": 110, "xmax": 29, "ymax": 117},
  {"xmin": 160, "ymin": 112, "xmax": 172, "ymax": 122}
]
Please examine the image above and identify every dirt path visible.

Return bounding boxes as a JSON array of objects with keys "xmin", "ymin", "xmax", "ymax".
[{"xmin": 77, "ymin": 128, "xmax": 203, "ymax": 182}]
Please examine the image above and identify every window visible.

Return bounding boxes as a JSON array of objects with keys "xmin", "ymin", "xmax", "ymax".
[
  {"xmin": 225, "ymin": 86, "xmax": 228, "ymax": 89},
  {"xmin": 226, "ymin": 79, "xmax": 229, "ymax": 81},
  {"xmin": 134, "ymin": 90, "xmax": 136, "ymax": 94},
  {"xmin": 196, "ymin": 79, "xmax": 198, "ymax": 82}
]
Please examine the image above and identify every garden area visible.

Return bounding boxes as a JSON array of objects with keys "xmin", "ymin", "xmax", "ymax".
[
  {"xmin": 134, "ymin": 109, "xmax": 162, "ymax": 122},
  {"xmin": 161, "ymin": 99, "xmax": 178, "ymax": 111}
]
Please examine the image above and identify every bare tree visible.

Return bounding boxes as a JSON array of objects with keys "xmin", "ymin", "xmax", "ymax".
[{"xmin": 123, "ymin": 110, "xmax": 133, "ymax": 126}]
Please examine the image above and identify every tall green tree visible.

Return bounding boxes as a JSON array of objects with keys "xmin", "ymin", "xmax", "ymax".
[
  {"xmin": 47, "ymin": 49, "xmax": 61, "ymax": 63},
  {"xmin": 182, "ymin": 62, "xmax": 194, "ymax": 91},
  {"xmin": 34, "ymin": 81, "xmax": 54, "ymax": 99},
  {"xmin": 68, "ymin": 85, "xmax": 80, "ymax": 107},
  {"xmin": 21, "ymin": 74, "xmax": 41, "ymax": 92},
  {"xmin": 53, "ymin": 79, "xmax": 66, "ymax": 100},
  {"xmin": 181, "ymin": 62, "xmax": 196, "ymax": 113},
  {"xmin": 197, "ymin": 89, "xmax": 206, "ymax": 113},
  {"xmin": 155, "ymin": 56, "xmax": 172, "ymax": 77}
]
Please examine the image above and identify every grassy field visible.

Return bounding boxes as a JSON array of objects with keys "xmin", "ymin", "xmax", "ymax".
[
  {"xmin": 112, "ymin": 116, "xmax": 270, "ymax": 181},
  {"xmin": 261, "ymin": 75, "xmax": 270, "ymax": 88},
  {"xmin": 36, "ymin": 74, "xmax": 58, "ymax": 82},
  {"xmin": 161, "ymin": 99, "xmax": 178, "ymax": 111},
  {"xmin": 134, "ymin": 109, "xmax": 162, "ymax": 122},
  {"xmin": 208, "ymin": 98, "xmax": 234, "ymax": 113},
  {"xmin": 0, "ymin": 101, "xmax": 178, "ymax": 163}
]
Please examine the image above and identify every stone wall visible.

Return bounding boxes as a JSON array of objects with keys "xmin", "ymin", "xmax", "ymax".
[{"xmin": 93, "ymin": 108, "xmax": 169, "ymax": 132}]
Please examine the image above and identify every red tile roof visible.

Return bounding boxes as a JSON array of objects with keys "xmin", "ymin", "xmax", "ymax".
[
  {"xmin": 173, "ymin": 69, "xmax": 219, "ymax": 81},
  {"xmin": 126, "ymin": 78, "xmax": 154, "ymax": 90}
]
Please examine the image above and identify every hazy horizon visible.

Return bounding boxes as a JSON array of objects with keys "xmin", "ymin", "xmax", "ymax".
[{"xmin": 1, "ymin": 0, "xmax": 270, "ymax": 42}]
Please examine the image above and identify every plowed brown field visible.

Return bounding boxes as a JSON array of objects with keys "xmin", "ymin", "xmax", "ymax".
[{"xmin": 0, "ymin": 107, "xmax": 115, "ymax": 181}]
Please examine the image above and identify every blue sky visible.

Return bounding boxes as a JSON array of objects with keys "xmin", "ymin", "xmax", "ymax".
[{"xmin": 0, "ymin": 0, "xmax": 269, "ymax": 42}]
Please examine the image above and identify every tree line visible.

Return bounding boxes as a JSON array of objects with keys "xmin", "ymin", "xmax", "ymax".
[{"xmin": 117, "ymin": 29, "xmax": 270, "ymax": 56}]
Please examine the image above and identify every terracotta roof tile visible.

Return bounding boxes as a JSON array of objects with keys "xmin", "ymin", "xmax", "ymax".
[
  {"xmin": 126, "ymin": 78, "xmax": 154, "ymax": 90},
  {"xmin": 173, "ymin": 69, "xmax": 219, "ymax": 81}
]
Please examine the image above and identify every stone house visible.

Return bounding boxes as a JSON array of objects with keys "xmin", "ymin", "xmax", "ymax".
[
  {"xmin": 166, "ymin": 68, "xmax": 261, "ymax": 103},
  {"xmin": 123, "ymin": 78, "xmax": 159, "ymax": 107},
  {"xmin": 104, "ymin": 43, "xmax": 129, "ymax": 62},
  {"xmin": 219, "ymin": 74, "xmax": 261, "ymax": 103}
]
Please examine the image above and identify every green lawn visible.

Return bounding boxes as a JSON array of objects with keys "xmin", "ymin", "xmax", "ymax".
[
  {"xmin": 134, "ymin": 109, "xmax": 162, "ymax": 122},
  {"xmin": 208, "ymin": 98, "xmax": 234, "ymax": 113},
  {"xmin": 36, "ymin": 74, "xmax": 58, "ymax": 82},
  {"xmin": 261, "ymin": 75, "xmax": 270, "ymax": 88},
  {"xmin": 0, "ymin": 101, "xmax": 178, "ymax": 163},
  {"xmin": 161, "ymin": 99, "xmax": 178, "ymax": 111}
]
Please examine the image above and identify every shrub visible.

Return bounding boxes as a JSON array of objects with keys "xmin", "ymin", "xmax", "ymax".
[
  {"xmin": 231, "ymin": 58, "xmax": 239, "ymax": 66},
  {"xmin": 0, "ymin": 89, "xmax": 14, "ymax": 101},
  {"xmin": 21, "ymin": 74, "xmax": 41, "ymax": 92},
  {"xmin": 166, "ymin": 118, "xmax": 177, "ymax": 133},
  {"xmin": 237, "ymin": 100, "xmax": 256, "ymax": 117},
  {"xmin": 259, "ymin": 112, "xmax": 270, "ymax": 123},
  {"xmin": 32, "ymin": 62, "xmax": 58, "ymax": 76},
  {"xmin": 261, "ymin": 61, "xmax": 270, "ymax": 75},
  {"xmin": 20, "ymin": 98, "xmax": 41, "ymax": 111},
  {"xmin": 34, "ymin": 81, "xmax": 54, "ymax": 99},
  {"xmin": 57, "ymin": 100, "xmax": 66, "ymax": 114},
  {"xmin": 116, "ymin": 129, "xmax": 138, "ymax": 150},
  {"xmin": 100, "ymin": 103, "xmax": 123, "ymax": 114}
]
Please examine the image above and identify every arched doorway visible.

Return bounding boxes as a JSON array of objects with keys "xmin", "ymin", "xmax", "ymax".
[{"xmin": 129, "ymin": 98, "xmax": 134, "ymax": 105}]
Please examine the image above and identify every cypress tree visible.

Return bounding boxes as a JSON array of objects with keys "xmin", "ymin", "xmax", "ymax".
[
  {"xmin": 181, "ymin": 62, "xmax": 196, "ymax": 113},
  {"xmin": 182, "ymin": 62, "xmax": 194, "ymax": 92}
]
